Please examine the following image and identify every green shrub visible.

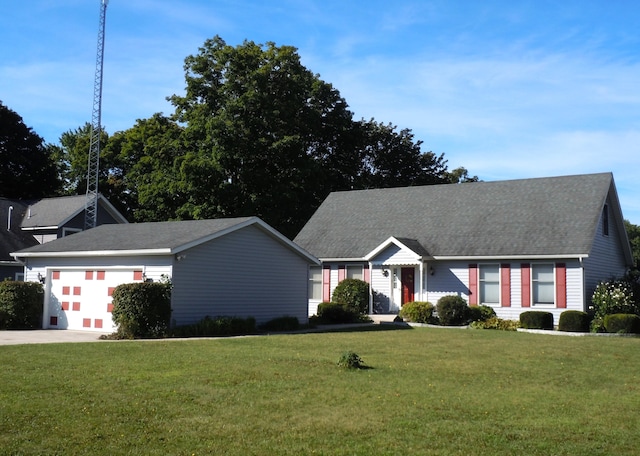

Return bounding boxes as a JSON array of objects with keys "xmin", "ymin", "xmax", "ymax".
[
  {"xmin": 171, "ymin": 315, "xmax": 257, "ymax": 337},
  {"xmin": 337, "ymin": 351, "xmax": 366, "ymax": 369},
  {"xmin": 519, "ymin": 311, "xmax": 554, "ymax": 330},
  {"xmin": 259, "ymin": 316, "xmax": 300, "ymax": 332},
  {"xmin": 399, "ymin": 301, "xmax": 435, "ymax": 324},
  {"xmin": 558, "ymin": 310, "xmax": 590, "ymax": 332},
  {"xmin": 603, "ymin": 313, "xmax": 640, "ymax": 334},
  {"xmin": 470, "ymin": 317, "xmax": 519, "ymax": 331},
  {"xmin": 0, "ymin": 281, "xmax": 44, "ymax": 329},
  {"xmin": 111, "ymin": 282, "xmax": 172, "ymax": 338},
  {"xmin": 316, "ymin": 302, "xmax": 360, "ymax": 324},
  {"xmin": 466, "ymin": 305, "xmax": 496, "ymax": 323},
  {"xmin": 436, "ymin": 295, "xmax": 468, "ymax": 326},
  {"xmin": 591, "ymin": 280, "xmax": 638, "ymax": 319},
  {"xmin": 331, "ymin": 279, "xmax": 369, "ymax": 314}
]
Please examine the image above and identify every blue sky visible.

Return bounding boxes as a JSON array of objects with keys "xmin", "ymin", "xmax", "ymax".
[{"xmin": 1, "ymin": 0, "xmax": 639, "ymax": 224}]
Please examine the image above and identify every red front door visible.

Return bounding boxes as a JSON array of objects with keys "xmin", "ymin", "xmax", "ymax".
[{"xmin": 401, "ymin": 267, "xmax": 415, "ymax": 304}]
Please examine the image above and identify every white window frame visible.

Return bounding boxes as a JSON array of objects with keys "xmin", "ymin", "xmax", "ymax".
[
  {"xmin": 478, "ymin": 263, "xmax": 500, "ymax": 306},
  {"xmin": 531, "ymin": 263, "xmax": 555, "ymax": 307},
  {"xmin": 308, "ymin": 266, "xmax": 322, "ymax": 300}
]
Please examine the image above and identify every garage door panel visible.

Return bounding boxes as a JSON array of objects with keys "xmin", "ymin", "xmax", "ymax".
[{"xmin": 48, "ymin": 269, "xmax": 143, "ymax": 332}]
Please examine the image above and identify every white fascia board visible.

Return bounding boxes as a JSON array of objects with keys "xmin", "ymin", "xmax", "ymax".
[
  {"xmin": 11, "ymin": 248, "xmax": 171, "ymax": 259},
  {"xmin": 432, "ymin": 254, "xmax": 588, "ymax": 261},
  {"xmin": 20, "ymin": 225, "xmax": 59, "ymax": 231},
  {"xmin": 319, "ymin": 257, "xmax": 367, "ymax": 263}
]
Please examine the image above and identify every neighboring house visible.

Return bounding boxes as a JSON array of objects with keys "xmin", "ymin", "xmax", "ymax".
[
  {"xmin": 294, "ymin": 172, "xmax": 633, "ymax": 323},
  {"xmin": 1, "ymin": 194, "xmax": 127, "ymax": 281},
  {"xmin": 12, "ymin": 217, "xmax": 318, "ymax": 332}
]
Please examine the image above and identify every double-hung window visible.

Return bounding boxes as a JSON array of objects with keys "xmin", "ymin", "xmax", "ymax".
[
  {"xmin": 479, "ymin": 264, "xmax": 500, "ymax": 305},
  {"xmin": 532, "ymin": 264, "xmax": 554, "ymax": 306},
  {"xmin": 308, "ymin": 266, "xmax": 322, "ymax": 300}
]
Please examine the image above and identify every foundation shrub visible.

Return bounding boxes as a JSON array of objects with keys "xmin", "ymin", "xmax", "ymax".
[
  {"xmin": 519, "ymin": 311, "xmax": 554, "ymax": 330},
  {"xmin": 436, "ymin": 295, "xmax": 468, "ymax": 326},
  {"xmin": 316, "ymin": 302, "xmax": 360, "ymax": 324},
  {"xmin": 259, "ymin": 316, "xmax": 300, "ymax": 332},
  {"xmin": 467, "ymin": 305, "xmax": 496, "ymax": 323},
  {"xmin": 558, "ymin": 310, "xmax": 590, "ymax": 332},
  {"xmin": 603, "ymin": 313, "xmax": 640, "ymax": 334},
  {"xmin": 331, "ymin": 279, "xmax": 370, "ymax": 314},
  {"xmin": 399, "ymin": 301, "xmax": 435, "ymax": 324},
  {"xmin": 111, "ymin": 282, "xmax": 172, "ymax": 338},
  {"xmin": 470, "ymin": 317, "xmax": 519, "ymax": 331},
  {"xmin": 171, "ymin": 316, "xmax": 257, "ymax": 337},
  {"xmin": 0, "ymin": 281, "xmax": 43, "ymax": 329}
]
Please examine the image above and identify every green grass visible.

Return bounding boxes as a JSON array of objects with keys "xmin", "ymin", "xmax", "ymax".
[{"xmin": 1, "ymin": 327, "xmax": 639, "ymax": 455}]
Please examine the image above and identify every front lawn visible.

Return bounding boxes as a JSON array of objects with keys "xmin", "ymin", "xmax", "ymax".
[{"xmin": 1, "ymin": 328, "xmax": 638, "ymax": 455}]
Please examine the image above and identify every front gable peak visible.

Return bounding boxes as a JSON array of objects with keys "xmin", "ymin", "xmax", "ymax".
[{"xmin": 365, "ymin": 237, "xmax": 431, "ymax": 265}]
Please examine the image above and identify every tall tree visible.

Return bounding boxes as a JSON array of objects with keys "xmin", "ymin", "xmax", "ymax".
[
  {"xmin": 53, "ymin": 123, "xmax": 132, "ymax": 218},
  {"xmin": 624, "ymin": 220, "xmax": 640, "ymax": 270},
  {"xmin": 355, "ymin": 120, "xmax": 450, "ymax": 189},
  {"xmin": 0, "ymin": 101, "xmax": 61, "ymax": 198},
  {"xmin": 107, "ymin": 113, "xmax": 185, "ymax": 222},
  {"xmin": 169, "ymin": 36, "xmax": 357, "ymax": 237}
]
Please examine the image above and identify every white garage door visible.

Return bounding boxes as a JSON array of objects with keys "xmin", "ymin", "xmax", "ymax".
[{"xmin": 47, "ymin": 269, "xmax": 144, "ymax": 331}]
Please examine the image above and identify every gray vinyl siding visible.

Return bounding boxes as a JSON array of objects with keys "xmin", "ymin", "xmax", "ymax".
[
  {"xmin": 583, "ymin": 196, "xmax": 630, "ymax": 307},
  {"xmin": 171, "ymin": 224, "xmax": 310, "ymax": 326}
]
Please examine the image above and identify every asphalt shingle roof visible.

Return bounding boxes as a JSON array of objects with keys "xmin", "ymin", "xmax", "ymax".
[
  {"xmin": 14, "ymin": 217, "xmax": 255, "ymax": 255},
  {"xmin": 294, "ymin": 173, "xmax": 615, "ymax": 259},
  {"xmin": 20, "ymin": 194, "xmax": 90, "ymax": 228}
]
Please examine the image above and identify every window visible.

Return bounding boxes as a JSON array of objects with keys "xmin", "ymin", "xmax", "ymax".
[
  {"xmin": 532, "ymin": 264, "xmax": 554, "ymax": 306},
  {"xmin": 602, "ymin": 204, "xmax": 609, "ymax": 236},
  {"xmin": 309, "ymin": 266, "xmax": 322, "ymax": 300},
  {"xmin": 479, "ymin": 264, "xmax": 500, "ymax": 305},
  {"xmin": 346, "ymin": 265, "xmax": 363, "ymax": 280}
]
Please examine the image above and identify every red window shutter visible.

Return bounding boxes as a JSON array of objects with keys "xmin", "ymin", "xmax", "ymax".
[
  {"xmin": 338, "ymin": 265, "xmax": 345, "ymax": 282},
  {"xmin": 363, "ymin": 264, "xmax": 370, "ymax": 283},
  {"xmin": 468, "ymin": 264, "xmax": 478, "ymax": 305},
  {"xmin": 501, "ymin": 264, "xmax": 511, "ymax": 307},
  {"xmin": 322, "ymin": 265, "xmax": 331, "ymax": 302},
  {"xmin": 521, "ymin": 264, "xmax": 530, "ymax": 307},
  {"xmin": 556, "ymin": 263, "xmax": 567, "ymax": 308}
]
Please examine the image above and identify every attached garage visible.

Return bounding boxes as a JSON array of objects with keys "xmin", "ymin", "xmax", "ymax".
[{"xmin": 12, "ymin": 217, "xmax": 318, "ymax": 332}]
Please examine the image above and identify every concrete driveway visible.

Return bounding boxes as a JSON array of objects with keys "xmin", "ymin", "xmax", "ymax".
[{"xmin": 0, "ymin": 330, "xmax": 110, "ymax": 345}]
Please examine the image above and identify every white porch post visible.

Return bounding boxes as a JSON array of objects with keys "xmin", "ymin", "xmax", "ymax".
[
  {"xmin": 368, "ymin": 261, "xmax": 373, "ymax": 314},
  {"xmin": 419, "ymin": 262, "xmax": 424, "ymax": 302}
]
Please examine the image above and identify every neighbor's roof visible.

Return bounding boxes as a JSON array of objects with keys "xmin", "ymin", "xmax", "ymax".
[
  {"xmin": 20, "ymin": 194, "xmax": 127, "ymax": 229},
  {"xmin": 12, "ymin": 217, "xmax": 319, "ymax": 264},
  {"xmin": 294, "ymin": 172, "xmax": 630, "ymax": 261},
  {"xmin": 0, "ymin": 198, "xmax": 38, "ymax": 262}
]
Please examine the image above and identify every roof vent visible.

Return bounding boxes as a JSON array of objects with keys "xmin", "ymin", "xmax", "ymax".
[{"xmin": 7, "ymin": 206, "xmax": 13, "ymax": 230}]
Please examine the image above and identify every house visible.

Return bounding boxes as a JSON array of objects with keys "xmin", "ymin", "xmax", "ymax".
[
  {"xmin": 12, "ymin": 217, "xmax": 319, "ymax": 332},
  {"xmin": 1, "ymin": 194, "xmax": 127, "ymax": 281},
  {"xmin": 294, "ymin": 172, "xmax": 633, "ymax": 323}
]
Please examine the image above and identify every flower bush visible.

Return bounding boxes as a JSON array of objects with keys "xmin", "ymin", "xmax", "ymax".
[{"xmin": 590, "ymin": 280, "xmax": 637, "ymax": 320}]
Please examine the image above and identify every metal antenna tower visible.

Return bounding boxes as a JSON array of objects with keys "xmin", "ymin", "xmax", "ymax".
[{"xmin": 84, "ymin": 0, "xmax": 109, "ymax": 230}]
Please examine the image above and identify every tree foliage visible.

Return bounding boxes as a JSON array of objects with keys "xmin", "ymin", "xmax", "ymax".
[
  {"xmin": 0, "ymin": 101, "xmax": 61, "ymax": 198},
  {"xmin": 49, "ymin": 36, "xmax": 475, "ymax": 237},
  {"xmin": 624, "ymin": 220, "xmax": 640, "ymax": 270}
]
